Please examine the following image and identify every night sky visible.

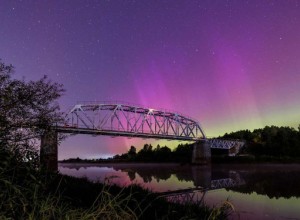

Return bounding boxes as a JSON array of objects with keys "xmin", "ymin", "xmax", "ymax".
[{"xmin": 1, "ymin": 1, "xmax": 300, "ymax": 159}]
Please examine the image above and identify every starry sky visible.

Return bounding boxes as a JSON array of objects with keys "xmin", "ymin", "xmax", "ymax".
[{"xmin": 1, "ymin": 0, "xmax": 300, "ymax": 159}]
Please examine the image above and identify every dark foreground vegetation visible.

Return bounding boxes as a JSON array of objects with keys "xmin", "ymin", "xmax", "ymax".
[
  {"xmin": 0, "ymin": 147, "xmax": 232, "ymax": 219},
  {"xmin": 0, "ymin": 60, "xmax": 231, "ymax": 219}
]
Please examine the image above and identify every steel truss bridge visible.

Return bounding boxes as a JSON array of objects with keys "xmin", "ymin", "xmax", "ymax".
[{"xmin": 57, "ymin": 103, "xmax": 244, "ymax": 153}]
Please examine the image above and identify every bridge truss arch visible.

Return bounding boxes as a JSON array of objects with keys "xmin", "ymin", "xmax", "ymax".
[{"xmin": 58, "ymin": 103, "xmax": 206, "ymax": 141}]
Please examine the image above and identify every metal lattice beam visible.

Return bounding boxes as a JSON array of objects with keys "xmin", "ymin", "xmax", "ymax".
[
  {"xmin": 57, "ymin": 103, "xmax": 206, "ymax": 141},
  {"xmin": 207, "ymin": 139, "xmax": 244, "ymax": 149}
]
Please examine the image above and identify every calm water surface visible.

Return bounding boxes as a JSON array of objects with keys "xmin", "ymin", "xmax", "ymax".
[{"xmin": 59, "ymin": 163, "xmax": 300, "ymax": 220}]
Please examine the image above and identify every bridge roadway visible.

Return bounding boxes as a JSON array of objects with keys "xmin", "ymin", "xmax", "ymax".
[
  {"xmin": 56, "ymin": 125, "xmax": 244, "ymax": 152},
  {"xmin": 55, "ymin": 126, "xmax": 201, "ymax": 141}
]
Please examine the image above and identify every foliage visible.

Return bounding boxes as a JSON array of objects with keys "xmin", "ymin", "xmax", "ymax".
[
  {"xmin": 222, "ymin": 125, "xmax": 300, "ymax": 158},
  {"xmin": 0, "ymin": 147, "xmax": 140, "ymax": 219},
  {"xmin": 0, "ymin": 59, "xmax": 64, "ymax": 164},
  {"xmin": 111, "ymin": 143, "xmax": 194, "ymax": 163},
  {"xmin": 48, "ymin": 173, "xmax": 232, "ymax": 220},
  {"xmin": 0, "ymin": 60, "xmax": 140, "ymax": 219}
]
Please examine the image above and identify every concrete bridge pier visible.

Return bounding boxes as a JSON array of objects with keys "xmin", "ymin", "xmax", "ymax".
[
  {"xmin": 40, "ymin": 131, "xmax": 58, "ymax": 171},
  {"xmin": 192, "ymin": 140, "xmax": 211, "ymax": 165}
]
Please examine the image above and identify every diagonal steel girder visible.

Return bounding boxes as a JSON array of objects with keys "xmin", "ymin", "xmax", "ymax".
[{"xmin": 60, "ymin": 103, "xmax": 206, "ymax": 140}]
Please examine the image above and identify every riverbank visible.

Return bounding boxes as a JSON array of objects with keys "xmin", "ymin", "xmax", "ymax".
[
  {"xmin": 52, "ymin": 174, "xmax": 232, "ymax": 219},
  {"xmin": 0, "ymin": 162, "xmax": 231, "ymax": 219}
]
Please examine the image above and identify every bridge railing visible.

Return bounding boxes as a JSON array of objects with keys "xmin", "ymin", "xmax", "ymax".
[{"xmin": 74, "ymin": 100, "xmax": 200, "ymax": 122}]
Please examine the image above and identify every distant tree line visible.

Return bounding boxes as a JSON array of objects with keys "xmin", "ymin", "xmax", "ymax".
[
  {"xmin": 222, "ymin": 125, "xmax": 300, "ymax": 158},
  {"xmin": 61, "ymin": 125, "xmax": 300, "ymax": 164},
  {"xmin": 116, "ymin": 125, "xmax": 300, "ymax": 162},
  {"xmin": 113, "ymin": 143, "xmax": 194, "ymax": 163}
]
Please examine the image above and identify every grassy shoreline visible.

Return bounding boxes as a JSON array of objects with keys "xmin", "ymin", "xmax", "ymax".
[
  {"xmin": 50, "ymin": 173, "xmax": 232, "ymax": 219},
  {"xmin": 1, "ymin": 160, "xmax": 232, "ymax": 219}
]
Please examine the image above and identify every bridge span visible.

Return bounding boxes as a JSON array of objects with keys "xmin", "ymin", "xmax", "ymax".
[
  {"xmin": 58, "ymin": 103, "xmax": 206, "ymax": 141},
  {"xmin": 40, "ymin": 102, "xmax": 244, "ymax": 170}
]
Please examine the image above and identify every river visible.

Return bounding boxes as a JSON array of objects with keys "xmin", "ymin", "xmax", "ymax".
[{"xmin": 59, "ymin": 163, "xmax": 300, "ymax": 219}]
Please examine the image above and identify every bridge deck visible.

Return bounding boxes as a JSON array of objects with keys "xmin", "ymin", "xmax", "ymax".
[
  {"xmin": 56, "ymin": 126, "xmax": 201, "ymax": 141},
  {"xmin": 56, "ymin": 126, "xmax": 244, "ymax": 152}
]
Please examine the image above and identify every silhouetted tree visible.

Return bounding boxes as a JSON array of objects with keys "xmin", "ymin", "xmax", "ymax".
[
  {"xmin": 128, "ymin": 146, "xmax": 137, "ymax": 160},
  {"xmin": 0, "ymin": 59, "xmax": 64, "ymax": 164},
  {"xmin": 0, "ymin": 60, "xmax": 66, "ymax": 219},
  {"xmin": 128, "ymin": 146, "xmax": 136, "ymax": 155},
  {"xmin": 154, "ymin": 144, "xmax": 161, "ymax": 151},
  {"xmin": 173, "ymin": 143, "xmax": 193, "ymax": 163},
  {"xmin": 154, "ymin": 146, "xmax": 172, "ymax": 161},
  {"xmin": 136, "ymin": 144, "xmax": 155, "ymax": 161}
]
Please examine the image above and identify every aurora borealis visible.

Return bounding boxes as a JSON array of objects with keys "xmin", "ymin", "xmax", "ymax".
[{"xmin": 1, "ymin": 1, "xmax": 300, "ymax": 159}]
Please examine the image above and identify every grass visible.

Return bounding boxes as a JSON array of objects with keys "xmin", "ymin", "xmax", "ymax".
[
  {"xmin": 0, "ymin": 147, "xmax": 233, "ymax": 219},
  {"xmin": 0, "ymin": 167, "xmax": 139, "ymax": 219}
]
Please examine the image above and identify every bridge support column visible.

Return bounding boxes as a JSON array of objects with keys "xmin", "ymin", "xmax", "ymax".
[
  {"xmin": 192, "ymin": 140, "xmax": 211, "ymax": 165},
  {"xmin": 40, "ymin": 131, "xmax": 58, "ymax": 171}
]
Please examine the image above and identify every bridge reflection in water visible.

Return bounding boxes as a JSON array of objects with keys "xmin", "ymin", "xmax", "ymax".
[
  {"xmin": 59, "ymin": 163, "xmax": 300, "ymax": 219},
  {"xmin": 159, "ymin": 167, "xmax": 245, "ymax": 204}
]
